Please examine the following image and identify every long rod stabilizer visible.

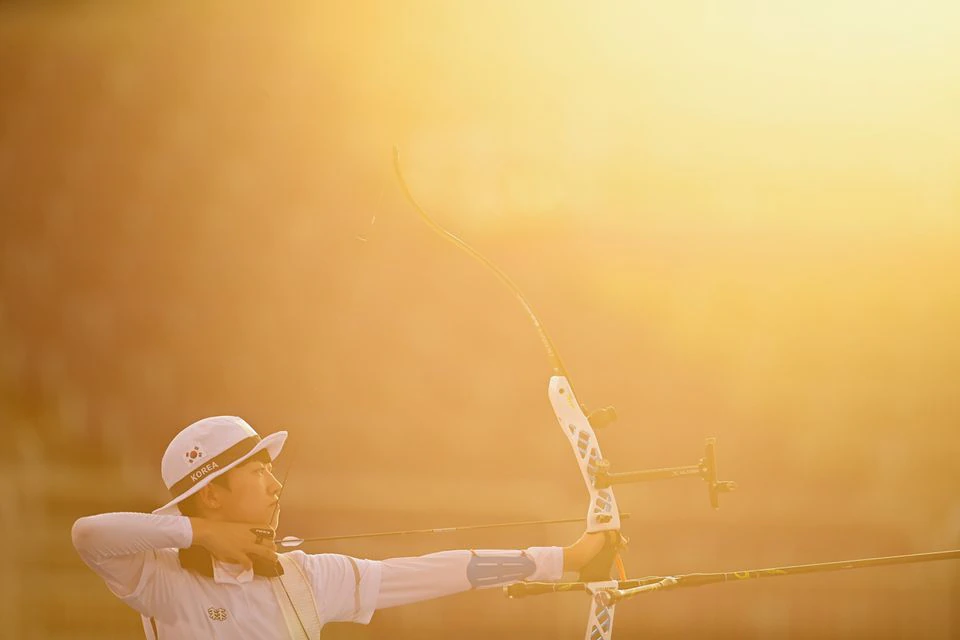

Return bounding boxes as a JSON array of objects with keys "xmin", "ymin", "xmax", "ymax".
[{"xmin": 595, "ymin": 549, "xmax": 960, "ymax": 606}]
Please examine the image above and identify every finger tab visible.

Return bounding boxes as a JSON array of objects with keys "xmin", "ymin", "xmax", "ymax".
[{"xmin": 250, "ymin": 526, "xmax": 275, "ymax": 541}]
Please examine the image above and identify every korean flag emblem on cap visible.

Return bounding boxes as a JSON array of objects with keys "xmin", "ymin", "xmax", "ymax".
[{"xmin": 184, "ymin": 443, "xmax": 206, "ymax": 465}]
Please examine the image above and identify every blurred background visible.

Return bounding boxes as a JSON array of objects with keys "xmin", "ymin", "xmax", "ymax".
[{"xmin": 1, "ymin": 1, "xmax": 958, "ymax": 638}]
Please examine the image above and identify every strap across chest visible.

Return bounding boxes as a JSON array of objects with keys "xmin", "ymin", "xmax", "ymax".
[{"xmin": 271, "ymin": 554, "xmax": 360, "ymax": 639}]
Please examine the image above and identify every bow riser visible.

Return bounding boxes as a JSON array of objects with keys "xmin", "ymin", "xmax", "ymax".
[
  {"xmin": 549, "ymin": 376, "xmax": 621, "ymax": 533},
  {"xmin": 584, "ymin": 580, "xmax": 618, "ymax": 640},
  {"xmin": 549, "ymin": 375, "xmax": 621, "ymax": 640}
]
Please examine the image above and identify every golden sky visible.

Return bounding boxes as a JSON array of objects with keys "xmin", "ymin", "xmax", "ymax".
[
  {"xmin": 2, "ymin": 2, "xmax": 959, "ymax": 637},
  {"xmin": 310, "ymin": 1, "xmax": 960, "ymax": 231}
]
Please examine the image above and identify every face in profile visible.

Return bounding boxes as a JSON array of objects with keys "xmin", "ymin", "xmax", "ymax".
[{"xmin": 209, "ymin": 456, "xmax": 283, "ymax": 527}]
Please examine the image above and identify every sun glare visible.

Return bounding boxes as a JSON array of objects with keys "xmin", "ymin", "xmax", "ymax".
[{"xmin": 341, "ymin": 1, "xmax": 960, "ymax": 232}]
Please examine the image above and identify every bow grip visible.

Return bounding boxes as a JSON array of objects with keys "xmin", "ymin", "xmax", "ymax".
[{"xmin": 578, "ymin": 531, "xmax": 622, "ymax": 582}]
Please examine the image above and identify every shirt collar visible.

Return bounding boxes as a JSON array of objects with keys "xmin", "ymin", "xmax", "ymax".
[
  {"xmin": 212, "ymin": 560, "xmax": 256, "ymax": 584},
  {"xmin": 178, "ymin": 546, "xmax": 284, "ymax": 581}
]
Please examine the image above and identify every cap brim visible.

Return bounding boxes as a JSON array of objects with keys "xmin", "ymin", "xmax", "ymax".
[{"xmin": 152, "ymin": 430, "xmax": 288, "ymax": 516}]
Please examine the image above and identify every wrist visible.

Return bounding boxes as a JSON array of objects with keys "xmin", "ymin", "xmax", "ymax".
[
  {"xmin": 564, "ymin": 531, "xmax": 614, "ymax": 573},
  {"xmin": 562, "ymin": 544, "xmax": 585, "ymax": 572}
]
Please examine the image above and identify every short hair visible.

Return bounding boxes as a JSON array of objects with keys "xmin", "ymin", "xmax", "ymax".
[{"xmin": 176, "ymin": 450, "xmax": 272, "ymax": 517}]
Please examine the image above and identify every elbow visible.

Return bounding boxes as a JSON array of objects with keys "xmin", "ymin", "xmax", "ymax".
[{"xmin": 71, "ymin": 515, "xmax": 99, "ymax": 552}]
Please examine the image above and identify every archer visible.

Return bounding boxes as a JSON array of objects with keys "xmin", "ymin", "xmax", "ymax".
[{"xmin": 72, "ymin": 415, "xmax": 615, "ymax": 639}]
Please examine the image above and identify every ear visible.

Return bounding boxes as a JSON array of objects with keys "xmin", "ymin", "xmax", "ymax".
[{"xmin": 196, "ymin": 483, "xmax": 223, "ymax": 511}]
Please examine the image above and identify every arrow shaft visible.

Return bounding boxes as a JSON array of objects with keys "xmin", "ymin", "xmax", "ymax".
[{"xmin": 287, "ymin": 513, "xmax": 632, "ymax": 545}]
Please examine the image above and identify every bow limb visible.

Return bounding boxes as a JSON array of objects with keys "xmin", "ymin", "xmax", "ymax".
[
  {"xmin": 392, "ymin": 147, "xmax": 625, "ymax": 640},
  {"xmin": 391, "ymin": 147, "xmax": 569, "ymax": 378}
]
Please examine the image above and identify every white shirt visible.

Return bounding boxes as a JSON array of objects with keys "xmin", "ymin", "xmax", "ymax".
[{"xmin": 72, "ymin": 513, "xmax": 563, "ymax": 639}]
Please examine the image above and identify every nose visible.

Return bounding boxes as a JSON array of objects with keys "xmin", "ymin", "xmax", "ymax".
[{"xmin": 268, "ymin": 471, "xmax": 283, "ymax": 497}]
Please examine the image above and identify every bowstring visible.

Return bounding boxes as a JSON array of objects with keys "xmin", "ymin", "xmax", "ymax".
[{"xmin": 267, "ymin": 450, "xmax": 310, "ymax": 638}]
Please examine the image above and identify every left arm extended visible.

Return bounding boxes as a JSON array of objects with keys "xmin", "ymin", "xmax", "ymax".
[
  {"xmin": 296, "ymin": 532, "xmax": 608, "ymax": 623},
  {"xmin": 376, "ymin": 545, "xmax": 563, "ymax": 609}
]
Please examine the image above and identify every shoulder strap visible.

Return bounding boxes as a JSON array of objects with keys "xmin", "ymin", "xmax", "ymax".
[
  {"xmin": 271, "ymin": 554, "xmax": 323, "ymax": 639},
  {"xmin": 140, "ymin": 615, "xmax": 160, "ymax": 639},
  {"xmin": 346, "ymin": 556, "xmax": 361, "ymax": 615}
]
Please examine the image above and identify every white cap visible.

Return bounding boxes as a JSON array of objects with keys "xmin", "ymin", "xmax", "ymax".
[{"xmin": 153, "ymin": 416, "xmax": 287, "ymax": 515}]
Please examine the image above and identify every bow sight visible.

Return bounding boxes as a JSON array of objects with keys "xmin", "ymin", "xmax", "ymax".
[{"xmin": 592, "ymin": 436, "xmax": 737, "ymax": 510}]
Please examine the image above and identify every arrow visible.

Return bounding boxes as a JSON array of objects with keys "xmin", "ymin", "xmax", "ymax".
[{"xmin": 279, "ymin": 513, "xmax": 632, "ymax": 548}]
